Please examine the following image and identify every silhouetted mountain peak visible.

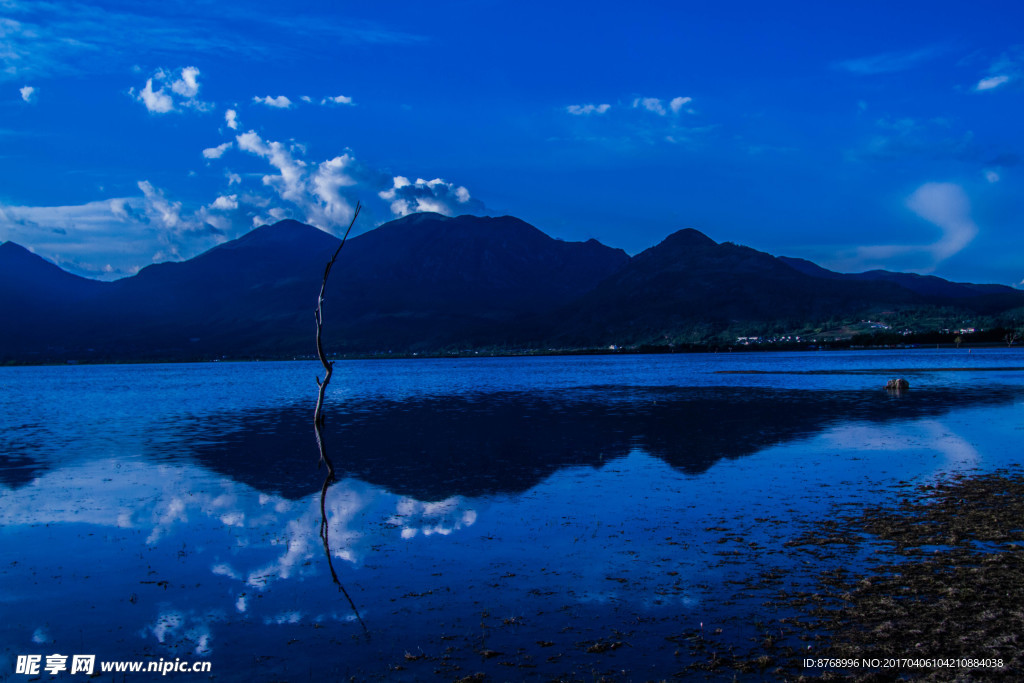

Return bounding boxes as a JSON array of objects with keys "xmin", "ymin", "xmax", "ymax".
[
  {"xmin": 226, "ymin": 219, "xmax": 340, "ymax": 250},
  {"xmin": 0, "ymin": 241, "xmax": 90, "ymax": 282},
  {"xmin": 660, "ymin": 228, "xmax": 717, "ymax": 249},
  {"xmin": 371, "ymin": 212, "xmax": 544, "ymax": 242},
  {"xmin": 387, "ymin": 211, "xmax": 452, "ymax": 227},
  {"xmin": 334, "ymin": 213, "xmax": 630, "ymax": 323},
  {"xmin": 1, "ymin": 240, "xmax": 39, "ymax": 262},
  {"xmin": 0, "ymin": 240, "xmax": 107, "ymax": 323}
]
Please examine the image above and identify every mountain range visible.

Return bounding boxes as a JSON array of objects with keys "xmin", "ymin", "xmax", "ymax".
[{"xmin": 2, "ymin": 213, "xmax": 1022, "ymax": 362}]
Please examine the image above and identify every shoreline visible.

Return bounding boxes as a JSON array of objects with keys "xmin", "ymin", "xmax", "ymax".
[{"xmin": 2, "ymin": 340, "xmax": 1021, "ymax": 368}]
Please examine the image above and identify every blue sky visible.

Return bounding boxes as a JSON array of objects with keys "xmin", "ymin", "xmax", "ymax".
[{"xmin": 1, "ymin": 0, "xmax": 1022, "ymax": 286}]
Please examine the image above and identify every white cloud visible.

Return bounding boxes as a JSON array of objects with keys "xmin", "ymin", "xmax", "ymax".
[
  {"xmin": 975, "ymin": 75, "xmax": 1011, "ymax": 91},
  {"xmin": 837, "ymin": 183, "xmax": 981, "ymax": 273},
  {"xmin": 633, "ymin": 97, "xmax": 666, "ymax": 116},
  {"xmin": 632, "ymin": 96, "xmax": 693, "ymax": 116},
  {"xmin": 669, "ymin": 96, "xmax": 692, "ymax": 114},
  {"xmin": 202, "ymin": 142, "xmax": 232, "ymax": 159},
  {"xmin": 235, "ymin": 130, "xmax": 487, "ymax": 229},
  {"xmin": 138, "ymin": 180, "xmax": 183, "ymax": 229},
  {"xmin": 132, "ymin": 66, "xmax": 209, "ymax": 114},
  {"xmin": 322, "ymin": 94, "xmax": 354, "ymax": 106},
  {"xmin": 378, "ymin": 176, "xmax": 474, "ymax": 218},
  {"xmin": 0, "ymin": 192, "xmax": 223, "ymax": 278},
  {"xmin": 134, "ymin": 180, "xmax": 228, "ymax": 261},
  {"xmin": 905, "ymin": 182, "xmax": 979, "ymax": 262},
  {"xmin": 253, "ymin": 95, "xmax": 292, "ymax": 109},
  {"xmin": 137, "ymin": 78, "xmax": 174, "ymax": 113},
  {"xmin": 0, "ymin": 198, "xmax": 149, "ymax": 269},
  {"xmin": 566, "ymin": 103, "xmax": 610, "ymax": 115},
  {"xmin": 973, "ymin": 48, "xmax": 1024, "ymax": 94},
  {"xmin": 236, "ymin": 130, "xmax": 308, "ymax": 204},
  {"xmin": 19, "ymin": 85, "xmax": 35, "ymax": 102},
  {"xmin": 170, "ymin": 66, "xmax": 201, "ymax": 97},
  {"xmin": 225, "ymin": 108, "xmax": 239, "ymax": 130},
  {"xmin": 236, "ymin": 130, "xmax": 364, "ymax": 227},
  {"xmin": 984, "ymin": 169, "xmax": 1001, "ymax": 183},
  {"xmin": 210, "ymin": 195, "xmax": 239, "ymax": 211},
  {"xmin": 312, "ymin": 155, "xmax": 361, "ymax": 224}
]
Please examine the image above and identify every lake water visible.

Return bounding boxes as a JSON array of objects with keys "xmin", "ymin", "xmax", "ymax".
[{"xmin": 2, "ymin": 349, "xmax": 1023, "ymax": 680}]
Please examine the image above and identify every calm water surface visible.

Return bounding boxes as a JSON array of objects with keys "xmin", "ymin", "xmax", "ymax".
[{"xmin": 2, "ymin": 349, "xmax": 1023, "ymax": 680}]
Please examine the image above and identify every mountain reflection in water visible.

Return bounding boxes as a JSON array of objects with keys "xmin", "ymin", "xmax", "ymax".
[{"xmin": 170, "ymin": 384, "xmax": 1023, "ymax": 501}]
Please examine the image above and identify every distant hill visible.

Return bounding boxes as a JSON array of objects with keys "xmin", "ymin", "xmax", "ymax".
[
  {"xmin": 0, "ymin": 214, "xmax": 629, "ymax": 360},
  {"xmin": 0, "ymin": 241, "xmax": 110, "ymax": 308},
  {"xmin": 778, "ymin": 256, "xmax": 1023, "ymax": 310},
  {"xmin": 0, "ymin": 242, "xmax": 111, "ymax": 353},
  {"xmin": 313, "ymin": 213, "xmax": 629, "ymax": 349},
  {"xmin": 548, "ymin": 229, "xmax": 932, "ymax": 345},
  {"xmin": 1, "ymin": 215, "xmax": 1022, "ymax": 362}
]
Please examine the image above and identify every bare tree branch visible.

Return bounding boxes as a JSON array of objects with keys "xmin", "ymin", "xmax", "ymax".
[
  {"xmin": 314, "ymin": 202, "xmax": 361, "ymax": 477},
  {"xmin": 312, "ymin": 203, "xmax": 367, "ymax": 635}
]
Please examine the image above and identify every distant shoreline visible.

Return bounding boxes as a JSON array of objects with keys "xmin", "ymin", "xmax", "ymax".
[{"xmin": 3, "ymin": 340, "xmax": 1020, "ymax": 368}]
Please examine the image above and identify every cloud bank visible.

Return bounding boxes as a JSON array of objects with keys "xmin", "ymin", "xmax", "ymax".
[{"xmin": 234, "ymin": 130, "xmax": 486, "ymax": 229}]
